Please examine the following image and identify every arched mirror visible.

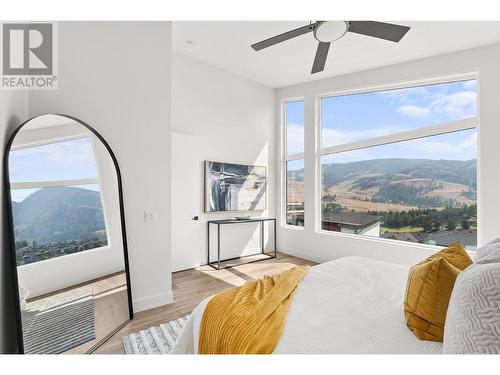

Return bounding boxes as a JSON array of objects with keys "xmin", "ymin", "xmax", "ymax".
[{"xmin": 4, "ymin": 114, "xmax": 133, "ymax": 354}]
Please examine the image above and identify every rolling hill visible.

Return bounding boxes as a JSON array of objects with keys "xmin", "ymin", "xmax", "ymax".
[
  {"xmin": 12, "ymin": 186, "xmax": 106, "ymax": 245},
  {"xmin": 321, "ymin": 158, "xmax": 476, "ymax": 190},
  {"xmin": 288, "ymin": 158, "xmax": 477, "ymax": 211}
]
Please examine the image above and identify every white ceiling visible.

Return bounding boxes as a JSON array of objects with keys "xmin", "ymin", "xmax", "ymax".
[{"xmin": 173, "ymin": 21, "xmax": 500, "ymax": 88}]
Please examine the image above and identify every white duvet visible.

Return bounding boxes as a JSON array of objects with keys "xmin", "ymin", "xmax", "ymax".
[{"xmin": 171, "ymin": 256, "xmax": 443, "ymax": 354}]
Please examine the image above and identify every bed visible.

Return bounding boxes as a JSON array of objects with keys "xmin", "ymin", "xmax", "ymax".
[{"xmin": 171, "ymin": 256, "xmax": 443, "ymax": 354}]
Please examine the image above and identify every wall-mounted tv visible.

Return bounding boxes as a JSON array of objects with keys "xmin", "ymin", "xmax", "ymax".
[{"xmin": 205, "ymin": 161, "xmax": 266, "ymax": 212}]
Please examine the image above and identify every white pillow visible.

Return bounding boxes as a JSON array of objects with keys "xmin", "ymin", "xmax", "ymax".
[
  {"xmin": 474, "ymin": 237, "xmax": 500, "ymax": 263},
  {"xmin": 443, "ymin": 262, "xmax": 500, "ymax": 354}
]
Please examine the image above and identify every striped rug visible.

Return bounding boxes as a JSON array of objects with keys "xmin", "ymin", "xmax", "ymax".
[
  {"xmin": 22, "ymin": 291, "xmax": 95, "ymax": 354},
  {"xmin": 122, "ymin": 315, "xmax": 189, "ymax": 354}
]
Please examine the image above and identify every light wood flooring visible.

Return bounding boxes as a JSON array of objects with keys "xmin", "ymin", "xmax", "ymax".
[{"xmin": 94, "ymin": 251, "xmax": 316, "ymax": 354}]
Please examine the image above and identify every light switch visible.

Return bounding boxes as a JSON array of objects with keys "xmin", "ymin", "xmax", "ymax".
[{"xmin": 144, "ymin": 211, "xmax": 158, "ymax": 223}]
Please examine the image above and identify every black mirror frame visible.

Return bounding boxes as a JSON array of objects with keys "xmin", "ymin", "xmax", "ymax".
[{"xmin": 3, "ymin": 114, "xmax": 134, "ymax": 354}]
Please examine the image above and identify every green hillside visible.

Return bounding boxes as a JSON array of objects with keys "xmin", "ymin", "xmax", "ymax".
[{"xmin": 12, "ymin": 186, "xmax": 106, "ymax": 245}]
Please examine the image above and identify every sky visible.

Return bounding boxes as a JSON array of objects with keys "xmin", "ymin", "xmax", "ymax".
[
  {"xmin": 287, "ymin": 159, "xmax": 304, "ymax": 173},
  {"xmin": 9, "ymin": 137, "xmax": 100, "ymax": 202},
  {"xmin": 320, "ymin": 128, "xmax": 477, "ymax": 165},
  {"xmin": 287, "ymin": 79, "xmax": 478, "ymax": 167},
  {"xmin": 10, "ymin": 184, "xmax": 100, "ymax": 203}
]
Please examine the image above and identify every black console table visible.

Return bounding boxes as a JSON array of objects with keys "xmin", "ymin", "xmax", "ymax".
[{"xmin": 207, "ymin": 218, "xmax": 277, "ymax": 270}]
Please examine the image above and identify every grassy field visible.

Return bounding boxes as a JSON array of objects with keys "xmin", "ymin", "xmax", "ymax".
[{"xmin": 380, "ymin": 226, "xmax": 424, "ymax": 233}]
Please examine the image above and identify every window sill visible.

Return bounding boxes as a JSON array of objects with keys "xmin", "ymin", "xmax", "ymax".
[
  {"xmin": 18, "ymin": 244, "xmax": 112, "ymax": 269},
  {"xmin": 316, "ymin": 228, "xmax": 444, "ymax": 252},
  {"xmin": 281, "ymin": 224, "xmax": 305, "ymax": 231}
]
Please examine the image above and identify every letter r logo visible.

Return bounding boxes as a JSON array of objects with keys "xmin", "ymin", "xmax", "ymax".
[{"xmin": 2, "ymin": 24, "xmax": 53, "ymax": 75}]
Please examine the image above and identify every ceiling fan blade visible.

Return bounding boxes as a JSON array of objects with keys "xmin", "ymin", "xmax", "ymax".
[
  {"xmin": 251, "ymin": 23, "xmax": 316, "ymax": 51},
  {"xmin": 347, "ymin": 21, "xmax": 410, "ymax": 42},
  {"xmin": 311, "ymin": 42, "xmax": 330, "ymax": 74}
]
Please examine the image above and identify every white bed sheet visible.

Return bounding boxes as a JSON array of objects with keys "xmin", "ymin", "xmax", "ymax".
[{"xmin": 171, "ymin": 256, "xmax": 443, "ymax": 354}]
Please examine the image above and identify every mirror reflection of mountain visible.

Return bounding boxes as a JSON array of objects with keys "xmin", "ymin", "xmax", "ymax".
[{"xmin": 12, "ymin": 186, "xmax": 108, "ymax": 266}]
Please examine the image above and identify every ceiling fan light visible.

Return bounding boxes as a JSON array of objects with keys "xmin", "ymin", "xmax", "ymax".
[{"xmin": 314, "ymin": 21, "xmax": 349, "ymax": 43}]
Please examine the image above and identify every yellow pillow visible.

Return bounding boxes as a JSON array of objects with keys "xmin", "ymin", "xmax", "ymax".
[
  {"xmin": 418, "ymin": 242, "xmax": 472, "ymax": 271},
  {"xmin": 404, "ymin": 243, "xmax": 472, "ymax": 342}
]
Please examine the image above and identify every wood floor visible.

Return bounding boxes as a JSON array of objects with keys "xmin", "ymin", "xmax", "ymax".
[
  {"xmin": 65, "ymin": 273, "xmax": 129, "ymax": 353},
  {"xmin": 94, "ymin": 251, "xmax": 316, "ymax": 354}
]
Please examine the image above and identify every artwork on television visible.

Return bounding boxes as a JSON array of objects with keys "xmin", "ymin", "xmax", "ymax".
[{"xmin": 205, "ymin": 161, "xmax": 267, "ymax": 212}]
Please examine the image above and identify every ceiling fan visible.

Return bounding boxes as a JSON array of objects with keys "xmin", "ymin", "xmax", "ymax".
[{"xmin": 251, "ymin": 21, "xmax": 411, "ymax": 74}]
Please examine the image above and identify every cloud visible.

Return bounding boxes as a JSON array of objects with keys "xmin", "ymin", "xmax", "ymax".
[
  {"xmin": 13, "ymin": 138, "xmax": 95, "ymax": 166},
  {"xmin": 9, "ymin": 137, "xmax": 97, "ymax": 181},
  {"xmin": 430, "ymin": 91, "xmax": 477, "ymax": 118},
  {"xmin": 319, "ymin": 81, "xmax": 478, "ymax": 162},
  {"xmin": 461, "ymin": 80, "xmax": 477, "ymax": 89},
  {"xmin": 321, "ymin": 148, "xmax": 374, "ymax": 164},
  {"xmin": 377, "ymin": 80, "xmax": 478, "ymax": 120},
  {"xmin": 397, "ymin": 105, "xmax": 430, "ymax": 118},
  {"xmin": 415, "ymin": 131, "xmax": 477, "ymax": 158},
  {"xmin": 322, "ymin": 131, "xmax": 478, "ymax": 164},
  {"xmin": 286, "ymin": 124, "xmax": 304, "ymax": 155},
  {"xmin": 379, "ymin": 86, "xmax": 431, "ymax": 105}
]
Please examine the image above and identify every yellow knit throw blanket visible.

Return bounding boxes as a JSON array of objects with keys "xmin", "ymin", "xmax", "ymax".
[{"xmin": 198, "ymin": 265, "xmax": 310, "ymax": 354}]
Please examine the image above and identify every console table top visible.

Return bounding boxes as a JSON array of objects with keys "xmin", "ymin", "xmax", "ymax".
[{"xmin": 208, "ymin": 217, "xmax": 276, "ymax": 225}]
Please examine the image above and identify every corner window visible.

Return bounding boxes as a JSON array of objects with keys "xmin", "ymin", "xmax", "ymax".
[
  {"xmin": 284, "ymin": 100, "xmax": 305, "ymax": 227},
  {"xmin": 9, "ymin": 137, "xmax": 109, "ymax": 266},
  {"xmin": 319, "ymin": 79, "xmax": 478, "ymax": 250}
]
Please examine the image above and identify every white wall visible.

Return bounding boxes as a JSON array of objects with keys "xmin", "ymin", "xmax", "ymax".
[
  {"xmin": 171, "ymin": 52, "xmax": 275, "ymax": 270},
  {"xmin": 0, "ymin": 90, "xmax": 28, "ymax": 353},
  {"xmin": 276, "ymin": 43, "xmax": 500, "ymax": 266},
  {"xmin": 27, "ymin": 22, "xmax": 173, "ymax": 312}
]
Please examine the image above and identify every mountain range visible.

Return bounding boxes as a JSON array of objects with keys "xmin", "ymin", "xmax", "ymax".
[
  {"xmin": 12, "ymin": 186, "xmax": 106, "ymax": 245},
  {"xmin": 288, "ymin": 158, "xmax": 477, "ymax": 209},
  {"xmin": 320, "ymin": 158, "xmax": 476, "ymax": 189}
]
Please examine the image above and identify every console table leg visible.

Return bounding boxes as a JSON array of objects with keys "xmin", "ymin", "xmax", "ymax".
[
  {"xmin": 217, "ymin": 223, "xmax": 221, "ymax": 270},
  {"xmin": 260, "ymin": 220, "xmax": 264, "ymax": 254},
  {"xmin": 274, "ymin": 219, "xmax": 277, "ymax": 258}
]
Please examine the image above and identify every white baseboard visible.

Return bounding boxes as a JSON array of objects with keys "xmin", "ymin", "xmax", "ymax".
[
  {"xmin": 132, "ymin": 290, "xmax": 173, "ymax": 313},
  {"xmin": 278, "ymin": 247, "xmax": 330, "ymax": 264}
]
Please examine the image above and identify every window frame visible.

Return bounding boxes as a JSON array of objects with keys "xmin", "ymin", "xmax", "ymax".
[
  {"xmin": 10, "ymin": 134, "xmax": 111, "ymax": 265},
  {"xmin": 315, "ymin": 72, "xmax": 480, "ymax": 248},
  {"xmin": 282, "ymin": 97, "xmax": 305, "ymax": 229}
]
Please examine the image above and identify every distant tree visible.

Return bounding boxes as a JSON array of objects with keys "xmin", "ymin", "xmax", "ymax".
[
  {"xmin": 15, "ymin": 240, "xmax": 29, "ymax": 249},
  {"xmin": 461, "ymin": 218, "xmax": 470, "ymax": 230},
  {"xmin": 446, "ymin": 219, "xmax": 457, "ymax": 230},
  {"xmin": 422, "ymin": 219, "xmax": 433, "ymax": 231}
]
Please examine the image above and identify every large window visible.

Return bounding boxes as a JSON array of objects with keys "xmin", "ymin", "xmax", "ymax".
[
  {"xmin": 284, "ymin": 100, "xmax": 305, "ymax": 226},
  {"xmin": 320, "ymin": 79, "xmax": 478, "ymax": 250},
  {"xmin": 10, "ymin": 137, "xmax": 109, "ymax": 266}
]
